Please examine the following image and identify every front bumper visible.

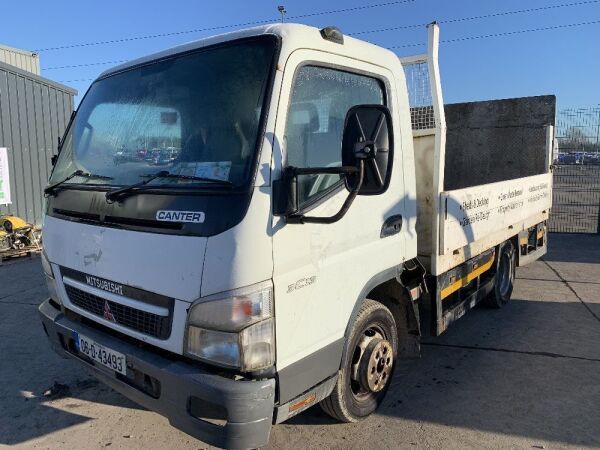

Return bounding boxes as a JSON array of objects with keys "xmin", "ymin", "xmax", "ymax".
[{"xmin": 39, "ymin": 299, "xmax": 275, "ymax": 450}]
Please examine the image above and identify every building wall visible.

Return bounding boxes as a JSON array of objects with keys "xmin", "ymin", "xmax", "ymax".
[
  {"xmin": 0, "ymin": 44, "xmax": 40, "ymax": 75},
  {"xmin": 0, "ymin": 61, "xmax": 76, "ymax": 226}
]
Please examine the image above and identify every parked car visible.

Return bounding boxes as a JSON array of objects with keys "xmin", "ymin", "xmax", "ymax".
[
  {"xmin": 558, "ymin": 153, "xmax": 583, "ymax": 164},
  {"xmin": 145, "ymin": 148, "xmax": 160, "ymax": 162},
  {"xmin": 583, "ymin": 152, "xmax": 600, "ymax": 165},
  {"xmin": 151, "ymin": 147, "xmax": 180, "ymax": 165},
  {"xmin": 136, "ymin": 148, "xmax": 148, "ymax": 160},
  {"xmin": 113, "ymin": 147, "xmax": 136, "ymax": 165},
  {"xmin": 166, "ymin": 146, "xmax": 181, "ymax": 162},
  {"xmin": 152, "ymin": 149, "xmax": 173, "ymax": 165}
]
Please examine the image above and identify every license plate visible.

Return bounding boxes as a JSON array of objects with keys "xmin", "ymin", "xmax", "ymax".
[{"xmin": 75, "ymin": 333, "xmax": 127, "ymax": 375}]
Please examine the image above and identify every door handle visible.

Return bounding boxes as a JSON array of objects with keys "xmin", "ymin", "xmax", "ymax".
[{"xmin": 381, "ymin": 214, "xmax": 403, "ymax": 238}]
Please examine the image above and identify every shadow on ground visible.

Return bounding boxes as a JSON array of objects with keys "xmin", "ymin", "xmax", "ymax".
[
  {"xmin": 0, "ymin": 257, "xmax": 143, "ymax": 445},
  {"xmin": 277, "ymin": 296, "xmax": 600, "ymax": 448}
]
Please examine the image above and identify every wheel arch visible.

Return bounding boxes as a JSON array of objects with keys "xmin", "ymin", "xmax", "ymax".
[{"xmin": 341, "ymin": 263, "xmax": 421, "ymax": 369}]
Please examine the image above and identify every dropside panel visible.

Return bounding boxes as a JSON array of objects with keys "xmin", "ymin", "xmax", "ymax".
[{"xmin": 440, "ymin": 173, "xmax": 552, "ymax": 256}]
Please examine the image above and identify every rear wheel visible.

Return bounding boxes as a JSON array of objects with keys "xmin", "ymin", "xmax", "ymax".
[
  {"xmin": 484, "ymin": 240, "xmax": 516, "ymax": 308},
  {"xmin": 320, "ymin": 299, "xmax": 398, "ymax": 422}
]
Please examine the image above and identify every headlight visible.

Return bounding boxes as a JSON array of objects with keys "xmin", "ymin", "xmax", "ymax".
[
  {"xmin": 187, "ymin": 281, "xmax": 272, "ymax": 332},
  {"xmin": 185, "ymin": 281, "xmax": 275, "ymax": 371}
]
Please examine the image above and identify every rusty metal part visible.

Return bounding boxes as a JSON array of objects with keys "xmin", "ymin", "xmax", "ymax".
[
  {"xmin": 351, "ymin": 327, "xmax": 394, "ymax": 395},
  {"xmin": 359, "ymin": 338, "xmax": 393, "ymax": 392}
]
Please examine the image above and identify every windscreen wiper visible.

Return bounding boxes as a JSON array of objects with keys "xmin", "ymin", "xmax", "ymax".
[
  {"xmin": 44, "ymin": 170, "xmax": 114, "ymax": 197},
  {"xmin": 142, "ymin": 172, "xmax": 234, "ymax": 186},
  {"xmin": 105, "ymin": 171, "xmax": 233, "ymax": 203}
]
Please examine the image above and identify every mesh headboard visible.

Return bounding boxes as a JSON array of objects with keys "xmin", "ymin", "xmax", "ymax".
[
  {"xmin": 399, "ymin": 22, "xmax": 444, "ymax": 133},
  {"xmin": 403, "ymin": 61, "xmax": 436, "ymax": 131}
]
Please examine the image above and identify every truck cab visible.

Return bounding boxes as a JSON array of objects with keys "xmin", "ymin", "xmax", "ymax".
[{"xmin": 39, "ymin": 23, "xmax": 553, "ymax": 449}]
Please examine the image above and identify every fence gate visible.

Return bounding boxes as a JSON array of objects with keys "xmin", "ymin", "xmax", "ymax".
[{"xmin": 549, "ymin": 165, "xmax": 600, "ymax": 234}]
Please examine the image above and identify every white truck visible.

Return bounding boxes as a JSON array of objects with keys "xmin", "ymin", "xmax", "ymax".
[{"xmin": 39, "ymin": 23, "xmax": 554, "ymax": 449}]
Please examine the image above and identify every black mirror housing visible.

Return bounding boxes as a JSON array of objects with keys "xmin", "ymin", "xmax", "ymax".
[
  {"xmin": 342, "ymin": 104, "xmax": 393, "ymax": 195},
  {"xmin": 273, "ymin": 168, "xmax": 298, "ymax": 216}
]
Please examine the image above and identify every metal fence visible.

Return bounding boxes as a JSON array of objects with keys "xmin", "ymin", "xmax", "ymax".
[
  {"xmin": 549, "ymin": 164, "xmax": 600, "ymax": 234},
  {"xmin": 555, "ymin": 106, "xmax": 600, "ymax": 164},
  {"xmin": 548, "ymin": 106, "xmax": 600, "ymax": 234}
]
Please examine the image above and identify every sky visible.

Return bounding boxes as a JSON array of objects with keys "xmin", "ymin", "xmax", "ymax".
[{"xmin": 2, "ymin": 0, "xmax": 599, "ymax": 110}]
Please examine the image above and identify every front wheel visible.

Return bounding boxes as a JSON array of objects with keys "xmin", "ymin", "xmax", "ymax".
[
  {"xmin": 484, "ymin": 240, "xmax": 516, "ymax": 308},
  {"xmin": 320, "ymin": 299, "xmax": 398, "ymax": 422}
]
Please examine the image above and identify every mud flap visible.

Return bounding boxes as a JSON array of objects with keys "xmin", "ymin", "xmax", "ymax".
[{"xmin": 518, "ymin": 222, "xmax": 547, "ymax": 266}]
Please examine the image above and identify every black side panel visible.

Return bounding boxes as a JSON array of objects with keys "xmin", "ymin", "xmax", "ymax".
[
  {"xmin": 444, "ymin": 95, "xmax": 556, "ymax": 190},
  {"xmin": 430, "ymin": 249, "xmax": 496, "ymax": 336},
  {"xmin": 46, "ymin": 188, "xmax": 252, "ymax": 237},
  {"xmin": 277, "ymin": 338, "xmax": 344, "ymax": 405}
]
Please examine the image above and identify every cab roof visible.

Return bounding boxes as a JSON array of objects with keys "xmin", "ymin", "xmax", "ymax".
[{"xmin": 98, "ymin": 23, "xmax": 398, "ymax": 79}]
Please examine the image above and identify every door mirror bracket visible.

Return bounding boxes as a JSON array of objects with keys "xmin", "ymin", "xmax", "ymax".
[{"xmin": 273, "ymin": 164, "xmax": 363, "ymax": 224}]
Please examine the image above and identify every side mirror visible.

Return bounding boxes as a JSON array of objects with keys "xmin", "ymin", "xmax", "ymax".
[
  {"xmin": 342, "ymin": 104, "xmax": 393, "ymax": 195},
  {"xmin": 273, "ymin": 104, "xmax": 393, "ymax": 225},
  {"xmin": 50, "ymin": 154, "xmax": 59, "ymax": 167}
]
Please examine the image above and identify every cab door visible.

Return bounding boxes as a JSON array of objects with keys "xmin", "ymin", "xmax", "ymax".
[{"xmin": 271, "ymin": 49, "xmax": 409, "ymax": 389}]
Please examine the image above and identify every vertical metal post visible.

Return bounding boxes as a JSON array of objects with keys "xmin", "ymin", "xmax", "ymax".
[
  {"xmin": 596, "ymin": 105, "xmax": 600, "ymax": 155},
  {"xmin": 545, "ymin": 125, "xmax": 555, "ymax": 171},
  {"xmin": 426, "ymin": 22, "xmax": 447, "ymax": 269},
  {"xmin": 594, "ymin": 106, "xmax": 600, "ymax": 234}
]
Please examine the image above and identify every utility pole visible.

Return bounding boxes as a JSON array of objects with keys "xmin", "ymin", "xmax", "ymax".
[{"xmin": 278, "ymin": 5, "xmax": 286, "ymax": 23}]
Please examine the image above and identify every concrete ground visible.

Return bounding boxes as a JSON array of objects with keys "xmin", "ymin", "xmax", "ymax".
[{"xmin": 1, "ymin": 233, "xmax": 599, "ymax": 449}]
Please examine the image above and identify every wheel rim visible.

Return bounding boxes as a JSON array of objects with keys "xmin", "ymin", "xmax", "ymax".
[
  {"xmin": 497, "ymin": 250, "xmax": 513, "ymax": 297},
  {"xmin": 350, "ymin": 325, "xmax": 394, "ymax": 398}
]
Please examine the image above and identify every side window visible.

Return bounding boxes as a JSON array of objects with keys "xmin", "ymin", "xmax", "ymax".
[{"xmin": 284, "ymin": 65, "xmax": 385, "ymax": 206}]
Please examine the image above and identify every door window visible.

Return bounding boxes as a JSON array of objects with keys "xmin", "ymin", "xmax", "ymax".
[{"xmin": 284, "ymin": 65, "xmax": 385, "ymax": 206}]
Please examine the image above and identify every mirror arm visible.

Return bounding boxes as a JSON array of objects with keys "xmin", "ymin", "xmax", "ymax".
[
  {"xmin": 291, "ymin": 166, "xmax": 358, "ymax": 176},
  {"xmin": 287, "ymin": 160, "xmax": 365, "ymax": 225}
]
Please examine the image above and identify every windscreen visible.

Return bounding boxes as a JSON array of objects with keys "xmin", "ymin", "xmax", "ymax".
[{"xmin": 50, "ymin": 37, "xmax": 276, "ymax": 189}]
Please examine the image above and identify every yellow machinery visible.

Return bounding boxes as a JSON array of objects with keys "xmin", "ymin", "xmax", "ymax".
[{"xmin": 0, "ymin": 215, "xmax": 36, "ymax": 252}]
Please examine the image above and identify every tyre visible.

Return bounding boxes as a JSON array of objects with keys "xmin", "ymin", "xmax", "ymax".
[
  {"xmin": 484, "ymin": 240, "xmax": 516, "ymax": 308},
  {"xmin": 320, "ymin": 299, "xmax": 398, "ymax": 422}
]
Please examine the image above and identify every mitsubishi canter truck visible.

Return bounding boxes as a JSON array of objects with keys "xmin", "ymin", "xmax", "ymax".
[{"xmin": 39, "ymin": 22, "xmax": 554, "ymax": 449}]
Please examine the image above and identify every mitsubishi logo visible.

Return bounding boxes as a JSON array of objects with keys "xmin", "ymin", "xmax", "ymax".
[{"xmin": 103, "ymin": 300, "xmax": 116, "ymax": 322}]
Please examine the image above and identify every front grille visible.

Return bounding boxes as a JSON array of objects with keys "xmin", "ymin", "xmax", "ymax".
[{"xmin": 65, "ymin": 285, "xmax": 172, "ymax": 339}]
